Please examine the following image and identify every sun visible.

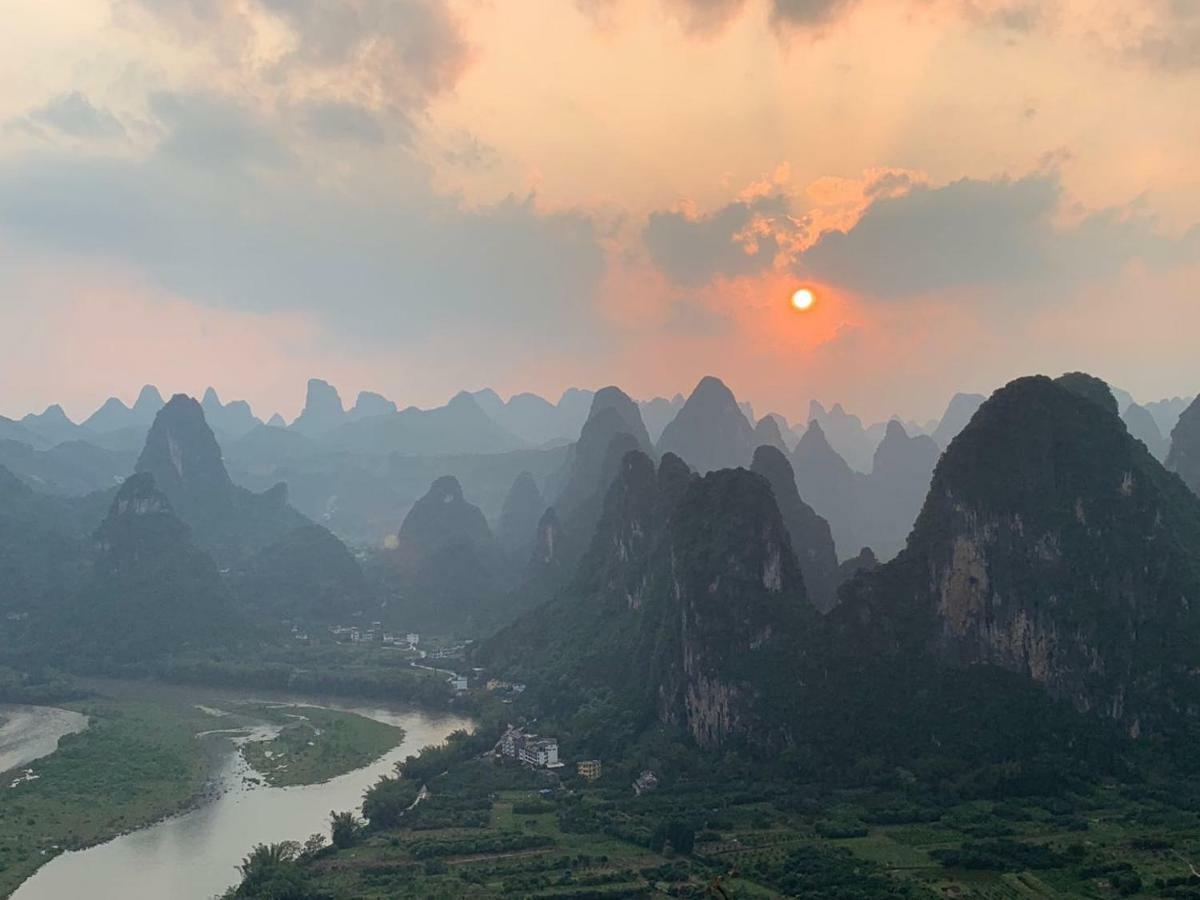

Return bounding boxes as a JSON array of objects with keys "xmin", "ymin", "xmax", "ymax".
[{"xmin": 791, "ymin": 287, "xmax": 816, "ymax": 311}]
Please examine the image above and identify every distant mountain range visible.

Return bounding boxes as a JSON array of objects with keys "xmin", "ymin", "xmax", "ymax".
[
  {"xmin": 3, "ymin": 376, "xmax": 1195, "ymax": 558},
  {"xmin": 480, "ymin": 369, "xmax": 1200, "ymax": 760}
]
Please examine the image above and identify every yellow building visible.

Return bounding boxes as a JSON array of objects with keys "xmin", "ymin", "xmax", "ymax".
[{"xmin": 577, "ymin": 759, "xmax": 602, "ymax": 781}]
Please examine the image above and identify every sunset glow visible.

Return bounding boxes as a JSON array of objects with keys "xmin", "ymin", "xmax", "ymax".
[
  {"xmin": 791, "ymin": 288, "xmax": 816, "ymax": 312},
  {"xmin": 0, "ymin": 0, "xmax": 1196, "ymax": 423}
]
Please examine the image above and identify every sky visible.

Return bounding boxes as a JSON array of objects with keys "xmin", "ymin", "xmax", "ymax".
[{"xmin": 1, "ymin": 0, "xmax": 1197, "ymax": 424}]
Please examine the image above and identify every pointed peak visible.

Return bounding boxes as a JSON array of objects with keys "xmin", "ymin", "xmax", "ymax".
[
  {"xmin": 694, "ymin": 374, "xmax": 731, "ymax": 393},
  {"xmin": 202, "ymin": 387, "xmax": 221, "ymax": 407},
  {"xmin": 883, "ymin": 419, "xmax": 908, "ymax": 440},
  {"xmin": 97, "ymin": 397, "xmax": 130, "ymax": 413},
  {"xmin": 135, "ymin": 385, "xmax": 164, "ymax": 410}
]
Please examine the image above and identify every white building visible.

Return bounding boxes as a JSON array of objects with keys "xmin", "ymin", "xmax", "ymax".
[{"xmin": 519, "ymin": 738, "xmax": 560, "ymax": 769}]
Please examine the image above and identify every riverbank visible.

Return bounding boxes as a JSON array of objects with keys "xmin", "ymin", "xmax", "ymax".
[
  {"xmin": 11, "ymin": 694, "xmax": 471, "ymax": 900},
  {"xmin": 0, "ymin": 696, "xmax": 214, "ymax": 897},
  {"xmin": 0, "ymin": 680, "xmax": 465, "ymax": 899},
  {"xmin": 0, "ymin": 705, "xmax": 88, "ymax": 774},
  {"xmin": 239, "ymin": 704, "xmax": 406, "ymax": 787}
]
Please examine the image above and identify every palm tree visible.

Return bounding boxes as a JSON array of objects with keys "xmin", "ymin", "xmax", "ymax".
[
  {"xmin": 237, "ymin": 841, "xmax": 299, "ymax": 881},
  {"xmin": 330, "ymin": 810, "xmax": 359, "ymax": 849}
]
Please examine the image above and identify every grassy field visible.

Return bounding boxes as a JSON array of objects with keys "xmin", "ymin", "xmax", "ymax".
[
  {"xmin": 0, "ymin": 697, "xmax": 214, "ymax": 897},
  {"xmin": 239, "ymin": 705, "xmax": 405, "ymax": 787},
  {"xmin": 0, "ymin": 682, "xmax": 418, "ymax": 898}
]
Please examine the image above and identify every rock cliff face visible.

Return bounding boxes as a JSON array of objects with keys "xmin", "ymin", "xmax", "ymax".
[
  {"xmin": 82, "ymin": 473, "xmax": 231, "ymax": 657},
  {"xmin": 1167, "ymin": 395, "xmax": 1200, "ymax": 497},
  {"xmin": 751, "ymin": 445, "xmax": 840, "ymax": 612},
  {"xmin": 136, "ymin": 394, "xmax": 235, "ymax": 520},
  {"xmin": 655, "ymin": 465, "xmax": 811, "ymax": 746},
  {"xmin": 840, "ymin": 375, "xmax": 1200, "ymax": 735},
  {"xmin": 482, "ymin": 450, "xmax": 812, "ymax": 749},
  {"xmin": 136, "ymin": 394, "xmax": 309, "ymax": 562},
  {"xmin": 657, "ymin": 376, "xmax": 755, "ymax": 473}
]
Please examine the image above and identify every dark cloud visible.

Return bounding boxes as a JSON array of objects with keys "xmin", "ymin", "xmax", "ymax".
[
  {"xmin": 150, "ymin": 91, "xmax": 289, "ymax": 170},
  {"xmin": 770, "ymin": 0, "xmax": 856, "ymax": 27},
  {"xmin": 664, "ymin": 0, "xmax": 746, "ymax": 35},
  {"xmin": 644, "ymin": 195, "xmax": 791, "ymax": 286},
  {"xmin": 127, "ymin": 0, "xmax": 471, "ymax": 110},
  {"xmin": 261, "ymin": 0, "xmax": 470, "ymax": 100},
  {"xmin": 6, "ymin": 92, "xmax": 125, "ymax": 141},
  {"xmin": 797, "ymin": 172, "xmax": 1197, "ymax": 300},
  {"xmin": 300, "ymin": 100, "xmax": 390, "ymax": 145},
  {"xmin": 664, "ymin": 0, "xmax": 852, "ymax": 33},
  {"xmin": 0, "ymin": 151, "xmax": 605, "ymax": 349}
]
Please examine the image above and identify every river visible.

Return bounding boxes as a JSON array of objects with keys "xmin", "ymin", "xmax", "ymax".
[
  {"xmin": 10, "ymin": 694, "xmax": 471, "ymax": 900},
  {"xmin": 0, "ymin": 704, "xmax": 88, "ymax": 775}
]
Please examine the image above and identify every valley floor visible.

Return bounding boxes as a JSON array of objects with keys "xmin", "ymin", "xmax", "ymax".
[{"xmin": 234, "ymin": 749, "xmax": 1200, "ymax": 899}]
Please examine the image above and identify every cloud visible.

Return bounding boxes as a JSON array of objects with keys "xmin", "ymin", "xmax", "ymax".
[
  {"xmin": 770, "ymin": 0, "xmax": 857, "ymax": 27},
  {"xmin": 664, "ymin": 0, "xmax": 747, "ymax": 35},
  {"xmin": 797, "ymin": 171, "xmax": 1198, "ymax": 300},
  {"xmin": 299, "ymin": 100, "xmax": 390, "ymax": 145},
  {"xmin": 1130, "ymin": 4, "xmax": 1200, "ymax": 72},
  {"xmin": 644, "ymin": 194, "xmax": 794, "ymax": 286},
  {"xmin": 5, "ymin": 92, "xmax": 125, "ymax": 141},
  {"xmin": 126, "ymin": 0, "xmax": 471, "ymax": 111},
  {"xmin": 0, "ymin": 147, "xmax": 606, "ymax": 352},
  {"xmin": 149, "ymin": 91, "xmax": 289, "ymax": 170}
]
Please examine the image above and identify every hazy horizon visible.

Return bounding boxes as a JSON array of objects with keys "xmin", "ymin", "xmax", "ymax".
[
  {"xmin": 1, "ymin": 371, "xmax": 1196, "ymax": 433},
  {"xmin": 3, "ymin": 0, "xmax": 1197, "ymax": 423}
]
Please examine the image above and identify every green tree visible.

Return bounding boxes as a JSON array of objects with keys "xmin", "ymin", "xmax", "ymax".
[{"xmin": 330, "ymin": 810, "xmax": 359, "ymax": 849}]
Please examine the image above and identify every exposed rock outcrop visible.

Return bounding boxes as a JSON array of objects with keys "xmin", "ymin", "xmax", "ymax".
[{"xmin": 839, "ymin": 374, "xmax": 1200, "ymax": 735}]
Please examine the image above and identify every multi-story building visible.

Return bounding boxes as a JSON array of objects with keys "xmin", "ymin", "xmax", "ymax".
[
  {"xmin": 496, "ymin": 727, "xmax": 561, "ymax": 769},
  {"xmin": 576, "ymin": 759, "xmax": 602, "ymax": 781},
  {"xmin": 520, "ymin": 738, "xmax": 560, "ymax": 769}
]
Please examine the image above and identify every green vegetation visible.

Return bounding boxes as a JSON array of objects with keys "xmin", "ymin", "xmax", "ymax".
[
  {"xmin": 152, "ymin": 642, "xmax": 455, "ymax": 708},
  {"xmin": 0, "ymin": 697, "xmax": 212, "ymax": 897},
  {"xmin": 220, "ymin": 713, "xmax": 1200, "ymax": 899},
  {"xmin": 240, "ymin": 705, "xmax": 405, "ymax": 787}
]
